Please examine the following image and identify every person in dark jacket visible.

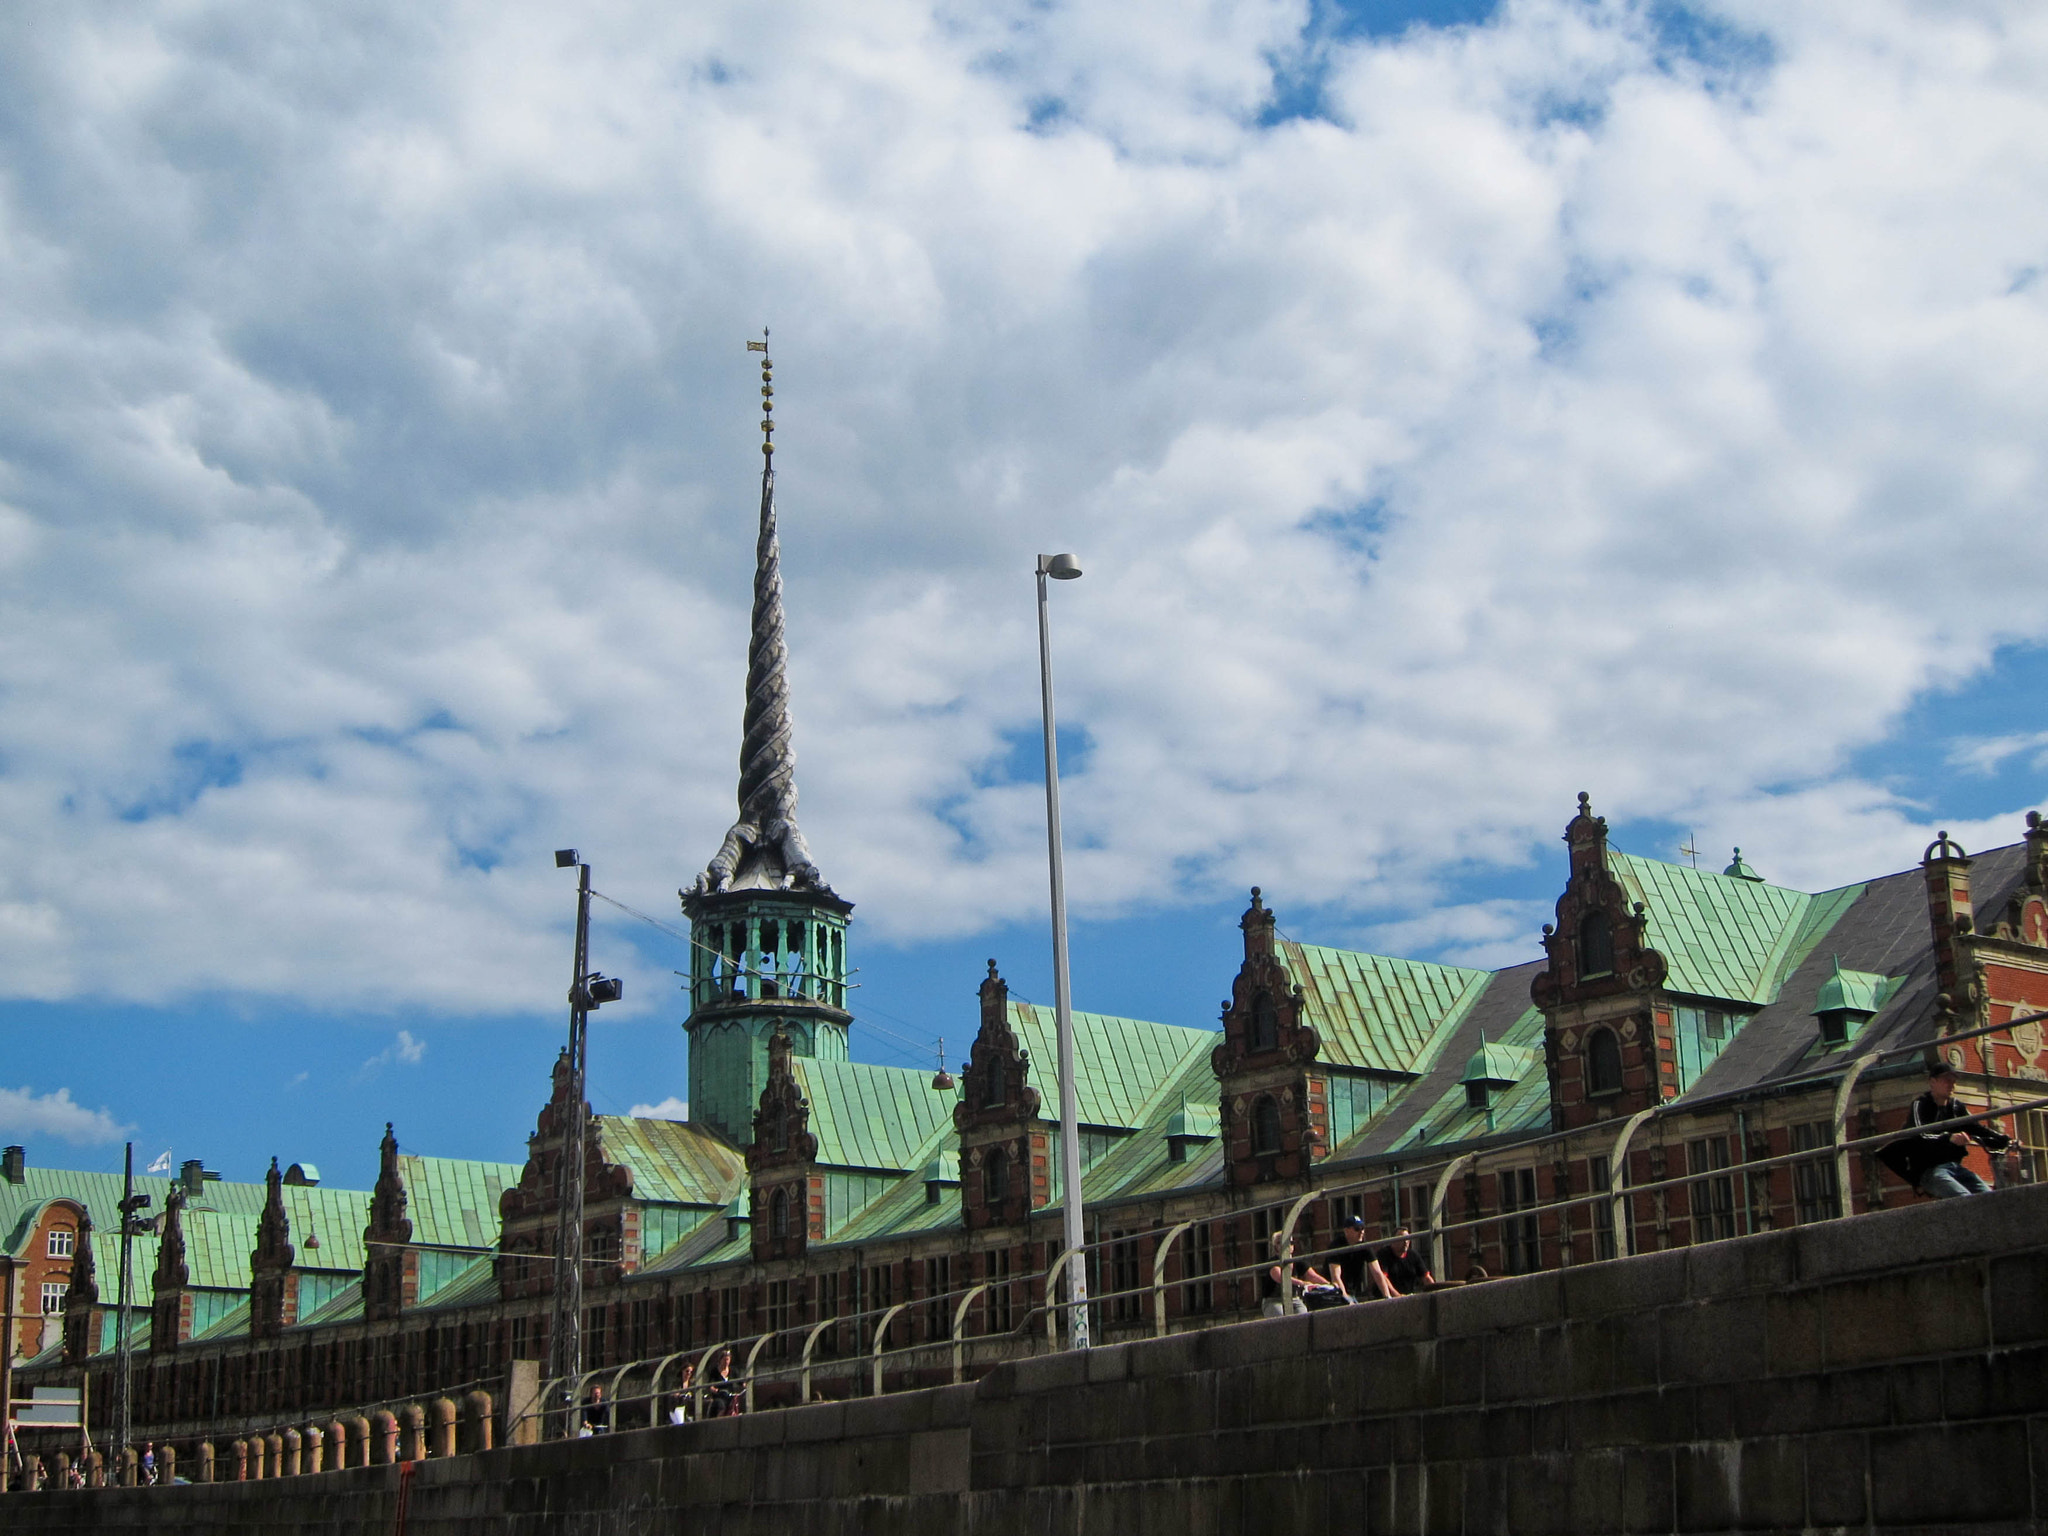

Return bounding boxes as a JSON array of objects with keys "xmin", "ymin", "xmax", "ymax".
[{"xmin": 1889, "ymin": 1061, "xmax": 2010, "ymax": 1198}]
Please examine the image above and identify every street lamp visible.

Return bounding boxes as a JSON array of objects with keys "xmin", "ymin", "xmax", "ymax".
[
  {"xmin": 549, "ymin": 848, "xmax": 622, "ymax": 1418},
  {"xmin": 1034, "ymin": 552, "xmax": 1089, "ymax": 1349}
]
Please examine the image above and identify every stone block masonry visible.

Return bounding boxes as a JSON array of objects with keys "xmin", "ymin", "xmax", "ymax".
[{"xmin": 10, "ymin": 1181, "xmax": 2048, "ymax": 1533}]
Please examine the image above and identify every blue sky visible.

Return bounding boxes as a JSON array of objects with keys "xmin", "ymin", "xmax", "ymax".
[{"xmin": 0, "ymin": 0, "xmax": 2044, "ymax": 1192}]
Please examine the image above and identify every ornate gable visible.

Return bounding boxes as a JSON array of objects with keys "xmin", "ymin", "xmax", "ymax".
[
  {"xmin": 1213, "ymin": 889, "xmax": 1328, "ymax": 1189},
  {"xmin": 748, "ymin": 1029, "xmax": 821, "ymax": 1261},
  {"xmin": 1531, "ymin": 794, "xmax": 1668, "ymax": 1009},
  {"xmin": 1532, "ymin": 794, "xmax": 1673, "ymax": 1127},
  {"xmin": 60, "ymin": 1209, "xmax": 98, "ymax": 1365},
  {"xmin": 1966, "ymin": 813, "xmax": 2048, "ymax": 1079},
  {"xmin": 149, "ymin": 1188, "xmax": 191, "ymax": 1353},
  {"xmin": 496, "ymin": 1048, "xmax": 638, "ymax": 1300},
  {"xmin": 956, "ymin": 962, "xmax": 1049, "ymax": 1230},
  {"xmin": 249, "ymin": 1158, "xmax": 298, "ymax": 1338},
  {"xmin": 362, "ymin": 1124, "xmax": 418, "ymax": 1322}
]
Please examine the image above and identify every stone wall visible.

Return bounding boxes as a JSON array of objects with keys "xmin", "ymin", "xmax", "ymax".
[{"xmin": 8, "ymin": 1181, "xmax": 2048, "ymax": 1534}]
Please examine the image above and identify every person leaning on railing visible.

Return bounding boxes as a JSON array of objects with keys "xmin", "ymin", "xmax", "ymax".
[{"xmin": 1881, "ymin": 1059, "xmax": 2013, "ymax": 1199}]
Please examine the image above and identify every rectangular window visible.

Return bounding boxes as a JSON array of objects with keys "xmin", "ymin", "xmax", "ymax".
[
  {"xmin": 923, "ymin": 1257, "xmax": 951, "ymax": 1342},
  {"xmin": 1116, "ymin": 1231, "xmax": 1147, "ymax": 1325},
  {"xmin": 1497, "ymin": 1167, "xmax": 1541, "ymax": 1274},
  {"xmin": 41, "ymin": 1282, "xmax": 67, "ymax": 1314},
  {"xmin": 985, "ymin": 1248, "xmax": 1014, "ymax": 1335},
  {"xmin": 866, "ymin": 1265, "xmax": 893, "ymax": 1349},
  {"xmin": 718, "ymin": 1286, "xmax": 744, "ymax": 1346},
  {"xmin": 1588, "ymin": 1156, "xmax": 1617, "ymax": 1262},
  {"xmin": 1182, "ymin": 1222, "xmax": 1214, "ymax": 1315},
  {"xmin": 1790, "ymin": 1121, "xmax": 1843, "ymax": 1224},
  {"xmin": 1687, "ymin": 1136, "xmax": 1738, "ymax": 1243},
  {"xmin": 2018, "ymin": 1110, "xmax": 2048, "ymax": 1187},
  {"xmin": 766, "ymin": 1279, "xmax": 792, "ymax": 1358},
  {"xmin": 46, "ymin": 1228, "xmax": 73, "ymax": 1259}
]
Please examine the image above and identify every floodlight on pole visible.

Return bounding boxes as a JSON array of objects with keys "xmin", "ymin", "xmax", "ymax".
[{"xmin": 1035, "ymin": 552, "xmax": 1090, "ymax": 1349}]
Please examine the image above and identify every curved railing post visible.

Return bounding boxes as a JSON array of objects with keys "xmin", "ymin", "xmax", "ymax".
[
  {"xmin": 870, "ymin": 1303, "xmax": 910, "ymax": 1397},
  {"xmin": 798, "ymin": 1315, "xmax": 837, "ymax": 1404},
  {"xmin": 950, "ymin": 1284, "xmax": 989, "ymax": 1384},
  {"xmin": 1429, "ymin": 1153, "xmax": 1473, "ymax": 1273},
  {"xmin": 741, "ymin": 1332, "xmax": 775, "ymax": 1414},
  {"xmin": 1607, "ymin": 1106, "xmax": 1658, "ymax": 1256},
  {"xmin": 1150, "ymin": 1221, "xmax": 1193, "ymax": 1337},
  {"xmin": 1274, "ymin": 1188, "xmax": 1322, "ymax": 1278},
  {"xmin": 1832, "ymin": 1055, "xmax": 1875, "ymax": 1214},
  {"xmin": 643, "ymin": 1350, "xmax": 694, "ymax": 1427},
  {"xmin": 1041, "ymin": 1249, "xmax": 1080, "ymax": 1348},
  {"xmin": 690, "ymin": 1341, "xmax": 728, "ymax": 1421}
]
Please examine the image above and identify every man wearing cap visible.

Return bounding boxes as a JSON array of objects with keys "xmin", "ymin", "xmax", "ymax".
[
  {"xmin": 1334, "ymin": 1216, "xmax": 1396, "ymax": 1301},
  {"xmin": 1886, "ymin": 1061, "xmax": 2011, "ymax": 1198}
]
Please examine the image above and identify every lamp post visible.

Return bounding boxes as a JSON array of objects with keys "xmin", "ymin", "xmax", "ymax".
[
  {"xmin": 550, "ymin": 850, "xmax": 623, "ymax": 1427},
  {"xmin": 1034, "ymin": 552, "xmax": 1089, "ymax": 1349}
]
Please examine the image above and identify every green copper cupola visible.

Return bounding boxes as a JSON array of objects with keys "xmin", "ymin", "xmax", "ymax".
[{"xmin": 680, "ymin": 338, "xmax": 854, "ymax": 1145}]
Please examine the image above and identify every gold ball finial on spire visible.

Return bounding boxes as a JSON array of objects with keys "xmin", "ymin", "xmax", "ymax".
[{"xmin": 747, "ymin": 329, "xmax": 775, "ymax": 455}]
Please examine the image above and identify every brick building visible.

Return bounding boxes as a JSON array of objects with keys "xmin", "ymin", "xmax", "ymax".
[{"xmin": 9, "ymin": 366, "xmax": 2048, "ymax": 1455}]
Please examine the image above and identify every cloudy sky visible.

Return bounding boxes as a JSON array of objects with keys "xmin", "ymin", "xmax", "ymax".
[{"xmin": 1, "ymin": 0, "xmax": 2044, "ymax": 1186}]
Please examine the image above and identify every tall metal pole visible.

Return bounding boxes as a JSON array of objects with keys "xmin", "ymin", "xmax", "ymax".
[
  {"xmin": 1035, "ymin": 555, "xmax": 1089, "ymax": 1349},
  {"xmin": 550, "ymin": 859, "xmax": 593, "ymax": 1408},
  {"xmin": 113, "ymin": 1143, "xmax": 134, "ymax": 1465}
]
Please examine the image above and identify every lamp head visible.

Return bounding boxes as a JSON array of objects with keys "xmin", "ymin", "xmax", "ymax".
[
  {"xmin": 1037, "ymin": 553, "xmax": 1082, "ymax": 580},
  {"xmin": 555, "ymin": 849, "xmax": 579, "ymax": 869}
]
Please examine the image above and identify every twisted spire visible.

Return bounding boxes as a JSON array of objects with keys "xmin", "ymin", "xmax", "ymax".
[{"xmin": 695, "ymin": 336, "xmax": 829, "ymax": 895}]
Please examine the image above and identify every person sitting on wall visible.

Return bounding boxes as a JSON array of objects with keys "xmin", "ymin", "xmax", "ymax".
[
  {"xmin": 703, "ymin": 1348, "xmax": 744, "ymax": 1418},
  {"xmin": 1882, "ymin": 1060, "xmax": 2012, "ymax": 1198},
  {"xmin": 1374, "ymin": 1229, "xmax": 1437, "ymax": 1295},
  {"xmin": 580, "ymin": 1384, "xmax": 611, "ymax": 1436},
  {"xmin": 1335, "ymin": 1216, "xmax": 1397, "ymax": 1300},
  {"xmin": 142, "ymin": 1442, "xmax": 157, "ymax": 1486},
  {"xmin": 667, "ymin": 1363, "xmax": 696, "ymax": 1425},
  {"xmin": 1264, "ymin": 1231, "xmax": 1348, "ymax": 1313}
]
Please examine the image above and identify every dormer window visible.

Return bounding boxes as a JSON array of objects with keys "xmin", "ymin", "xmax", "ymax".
[
  {"xmin": 1578, "ymin": 911, "xmax": 1615, "ymax": 978},
  {"xmin": 1586, "ymin": 1027, "xmax": 1623, "ymax": 1095},
  {"xmin": 1250, "ymin": 994, "xmax": 1279, "ymax": 1052},
  {"xmin": 1251, "ymin": 1095, "xmax": 1282, "ymax": 1156},
  {"xmin": 46, "ymin": 1228, "xmax": 73, "ymax": 1259}
]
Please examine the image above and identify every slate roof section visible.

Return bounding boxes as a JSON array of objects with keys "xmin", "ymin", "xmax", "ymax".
[{"xmin": 1279, "ymin": 943, "xmax": 1493, "ymax": 1076}]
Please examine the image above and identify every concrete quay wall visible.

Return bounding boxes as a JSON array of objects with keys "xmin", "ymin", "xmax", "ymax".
[{"xmin": 8, "ymin": 1182, "xmax": 2048, "ymax": 1534}]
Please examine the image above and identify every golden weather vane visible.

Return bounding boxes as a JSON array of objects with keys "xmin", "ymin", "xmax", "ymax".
[{"xmin": 1679, "ymin": 831, "xmax": 1700, "ymax": 869}]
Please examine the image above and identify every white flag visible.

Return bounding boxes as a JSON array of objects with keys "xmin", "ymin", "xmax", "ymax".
[{"xmin": 146, "ymin": 1150, "xmax": 172, "ymax": 1175}]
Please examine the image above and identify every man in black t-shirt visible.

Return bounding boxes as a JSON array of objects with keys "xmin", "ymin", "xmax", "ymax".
[
  {"xmin": 1375, "ymin": 1229, "xmax": 1435, "ymax": 1294},
  {"xmin": 1335, "ymin": 1216, "xmax": 1394, "ymax": 1300}
]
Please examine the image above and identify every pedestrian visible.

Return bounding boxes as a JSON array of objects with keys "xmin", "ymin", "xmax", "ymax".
[
  {"xmin": 1335, "ymin": 1216, "xmax": 1396, "ymax": 1300},
  {"xmin": 581, "ymin": 1384, "xmax": 611, "ymax": 1435},
  {"xmin": 142, "ymin": 1441, "xmax": 157, "ymax": 1486},
  {"xmin": 1883, "ymin": 1060, "xmax": 2012, "ymax": 1198},
  {"xmin": 1374, "ymin": 1229, "xmax": 1436, "ymax": 1295}
]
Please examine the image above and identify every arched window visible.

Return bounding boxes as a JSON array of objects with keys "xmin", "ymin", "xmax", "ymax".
[
  {"xmin": 1578, "ymin": 910, "xmax": 1615, "ymax": 978},
  {"xmin": 984, "ymin": 1146, "xmax": 1009, "ymax": 1207},
  {"xmin": 769, "ymin": 1186, "xmax": 790, "ymax": 1241},
  {"xmin": 1251, "ymin": 1095, "xmax": 1283, "ymax": 1156},
  {"xmin": 1250, "ymin": 994, "xmax": 1280, "ymax": 1052},
  {"xmin": 1586, "ymin": 1028, "xmax": 1623, "ymax": 1095}
]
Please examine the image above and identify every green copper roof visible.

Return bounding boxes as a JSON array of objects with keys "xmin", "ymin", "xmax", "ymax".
[
  {"xmin": 1723, "ymin": 848, "xmax": 1764, "ymax": 881},
  {"xmin": 1609, "ymin": 852, "xmax": 1843, "ymax": 1007},
  {"xmin": 1814, "ymin": 958, "xmax": 1894, "ymax": 1017},
  {"xmin": 1460, "ymin": 1040, "xmax": 1534, "ymax": 1087},
  {"xmin": 1007, "ymin": 1004, "xmax": 1217, "ymax": 1130},
  {"xmin": 1392, "ymin": 1004, "xmax": 1550, "ymax": 1151},
  {"xmin": 593, "ymin": 1117, "xmax": 745, "ymax": 1207},
  {"xmin": 1279, "ymin": 942, "xmax": 1492, "ymax": 1076},
  {"xmin": 398, "ymin": 1155, "xmax": 523, "ymax": 1249},
  {"xmin": 791, "ymin": 1059, "xmax": 959, "ymax": 1172}
]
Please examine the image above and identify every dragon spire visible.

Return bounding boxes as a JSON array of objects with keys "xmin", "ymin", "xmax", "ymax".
[{"xmin": 695, "ymin": 334, "xmax": 830, "ymax": 896}]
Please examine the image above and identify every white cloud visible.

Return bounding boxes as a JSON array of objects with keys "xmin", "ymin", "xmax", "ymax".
[
  {"xmin": 629, "ymin": 1096, "xmax": 689, "ymax": 1121},
  {"xmin": 0, "ymin": 0, "xmax": 2043, "ymax": 1014},
  {"xmin": 0, "ymin": 1086, "xmax": 130, "ymax": 1145},
  {"xmin": 360, "ymin": 1030, "xmax": 427, "ymax": 1075}
]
